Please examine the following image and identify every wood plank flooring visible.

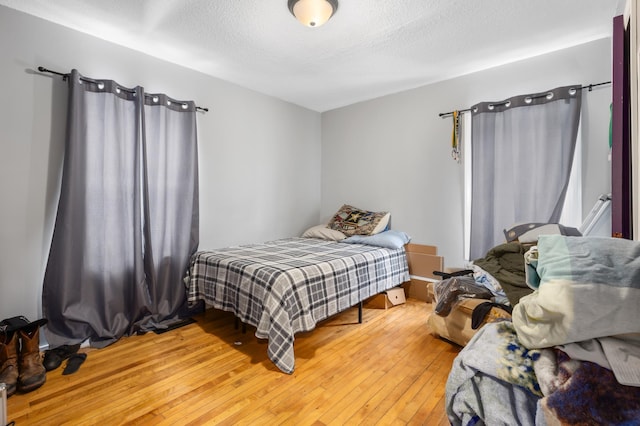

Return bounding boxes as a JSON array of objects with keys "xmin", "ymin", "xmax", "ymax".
[{"xmin": 6, "ymin": 299, "xmax": 460, "ymax": 425}]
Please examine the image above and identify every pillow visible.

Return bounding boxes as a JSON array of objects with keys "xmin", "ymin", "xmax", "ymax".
[
  {"xmin": 342, "ymin": 230, "xmax": 411, "ymax": 249},
  {"xmin": 301, "ymin": 224, "xmax": 347, "ymax": 241},
  {"xmin": 327, "ymin": 204, "xmax": 390, "ymax": 236}
]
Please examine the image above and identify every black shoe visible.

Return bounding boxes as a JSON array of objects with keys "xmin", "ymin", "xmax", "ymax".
[
  {"xmin": 43, "ymin": 344, "xmax": 81, "ymax": 371},
  {"xmin": 62, "ymin": 353, "xmax": 87, "ymax": 375}
]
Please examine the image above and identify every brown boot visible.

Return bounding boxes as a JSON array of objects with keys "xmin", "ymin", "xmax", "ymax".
[
  {"xmin": 0, "ymin": 330, "xmax": 19, "ymax": 396},
  {"xmin": 17, "ymin": 324, "xmax": 46, "ymax": 393}
]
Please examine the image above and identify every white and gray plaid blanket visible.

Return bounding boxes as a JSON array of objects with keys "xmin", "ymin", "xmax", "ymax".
[{"xmin": 187, "ymin": 237, "xmax": 409, "ymax": 373}]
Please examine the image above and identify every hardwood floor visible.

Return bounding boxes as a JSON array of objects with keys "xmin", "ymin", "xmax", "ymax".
[{"xmin": 6, "ymin": 299, "xmax": 460, "ymax": 425}]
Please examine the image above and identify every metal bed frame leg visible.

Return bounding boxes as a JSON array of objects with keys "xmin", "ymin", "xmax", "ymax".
[
  {"xmin": 234, "ymin": 317, "xmax": 247, "ymax": 333},
  {"xmin": 358, "ymin": 301, "xmax": 363, "ymax": 323}
]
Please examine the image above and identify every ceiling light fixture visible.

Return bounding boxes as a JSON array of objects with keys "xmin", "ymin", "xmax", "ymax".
[{"xmin": 288, "ymin": 0, "xmax": 338, "ymax": 28}]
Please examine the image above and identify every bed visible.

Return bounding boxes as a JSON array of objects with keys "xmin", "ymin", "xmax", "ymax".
[
  {"xmin": 445, "ymin": 235, "xmax": 640, "ymax": 425},
  {"xmin": 186, "ymin": 235, "xmax": 410, "ymax": 374}
]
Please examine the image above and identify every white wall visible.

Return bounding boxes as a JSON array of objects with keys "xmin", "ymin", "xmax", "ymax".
[
  {"xmin": 0, "ymin": 6, "xmax": 322, "ymax": 321},
  {"xmin": 321, "ymin": 38, "xmax": 612, "ymax": 268}
]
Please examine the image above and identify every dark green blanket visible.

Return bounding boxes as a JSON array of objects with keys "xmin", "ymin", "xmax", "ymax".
[{"xmin": 473, "ymin": 242, "xmax": 533, "ymax": 305}]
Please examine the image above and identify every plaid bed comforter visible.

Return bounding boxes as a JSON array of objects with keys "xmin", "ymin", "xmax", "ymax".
[{"xmin": 187, "ymin": 237, "xmax": 410, "ymax": 373}]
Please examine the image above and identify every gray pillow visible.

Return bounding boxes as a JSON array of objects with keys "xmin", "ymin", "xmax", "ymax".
[{"xmin": 342, "ymin": 230, "xmax": 410, "ymax": 249}]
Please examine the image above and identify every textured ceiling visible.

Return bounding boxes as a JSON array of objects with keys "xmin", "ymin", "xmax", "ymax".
[{"xmin": 0, "ymin": 0, "xmax": 620, "ymax": 112}]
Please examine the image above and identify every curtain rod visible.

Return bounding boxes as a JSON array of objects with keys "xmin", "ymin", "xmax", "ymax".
[
  {"xmin": 438, "ymin": 80, "xmax": 611, "ymax": 118},
  {"xmin": 37, "ymin": 66, "xmax": 209, "ymax": 113}
]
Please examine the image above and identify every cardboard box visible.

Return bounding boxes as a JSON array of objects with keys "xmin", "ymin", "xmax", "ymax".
[
  {"xmin": 365, "ymin": 287, "xmax": 406, "ymax": 309},
  {"xmin": 402, "ymin": 278, "xmax": 433, "ymax": 302},
  {"xmin": 402, "ymin": 244, "xmax": 444, "ymax": 303},
  {"xmin": 404, "ymin": 244, "xmax": 444, "ymax": 280},
  {"xmin": 405, "ymin": 243, "xmax": 438, "ymax": 255}
]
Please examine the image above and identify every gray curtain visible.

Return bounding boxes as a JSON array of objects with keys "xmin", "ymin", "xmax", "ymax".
[
  {"xmin": 139, "ymin": 93, "xmax": 199, "ymax": 332},
  {"xmin": 42, "ymin": 69, "xmax": 199, "ymax": 348},
  {"xmin": 469, "ymin": 85, "xmax": 582, "ymax": 260}
]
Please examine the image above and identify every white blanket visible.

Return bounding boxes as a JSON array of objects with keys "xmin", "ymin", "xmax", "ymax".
[{"xmin": 512, "ymin": 235, "xmax": 640, "ymax": 385}]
